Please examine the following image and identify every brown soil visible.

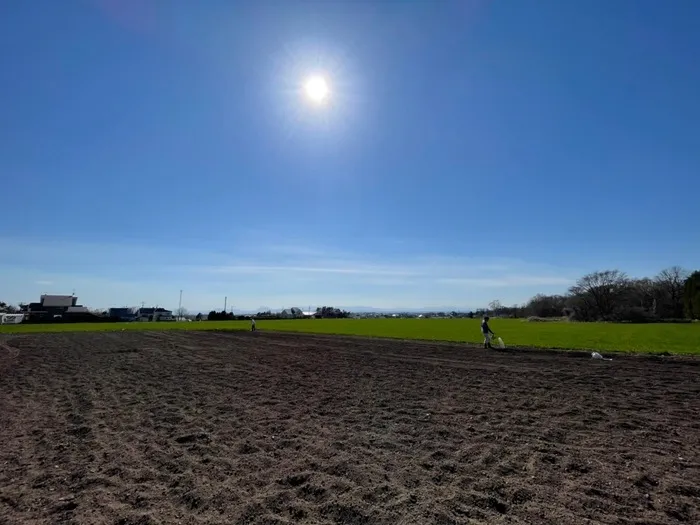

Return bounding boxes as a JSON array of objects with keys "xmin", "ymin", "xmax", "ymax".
[{"xmin": 1, "ymin": 330, "xmax": 699, "ymax": 525}]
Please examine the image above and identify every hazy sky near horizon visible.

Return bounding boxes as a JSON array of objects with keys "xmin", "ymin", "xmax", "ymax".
[{"xmin": 2, "ymin": 1, "xmax": 699, "ymax": 312}]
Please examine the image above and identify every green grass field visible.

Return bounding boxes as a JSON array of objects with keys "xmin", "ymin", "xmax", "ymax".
[{"xmin": 2, "ymin": 318, "xmax": 699, "ymax": 354}]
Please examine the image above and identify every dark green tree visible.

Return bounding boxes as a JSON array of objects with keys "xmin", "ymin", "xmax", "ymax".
[{"xmin": 683, "ymin": 271, "xmax": 700, "ymax": 319}]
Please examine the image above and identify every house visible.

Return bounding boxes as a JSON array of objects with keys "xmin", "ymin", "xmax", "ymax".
[
  {"xmin": 108, "ymin": 307, "xmax": 139, "ymax": 322},
  {"xmin": 136, "ymin": 307, "xmax": 174, "ymax": 322},
  {"xmin": 22, "ymin": 294, "xmax": 84, "ymax": 320},
  {"xmin": 66, "ymin": 306, "xmax": 90, "ymax": 314}
]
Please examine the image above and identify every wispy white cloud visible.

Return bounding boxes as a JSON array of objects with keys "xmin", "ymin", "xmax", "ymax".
[
  {"xmin": 0, "ymin": 236, "xmax": 576, "ymax": 311},
  {"xmin": 197, "ymin": 256, "xmax": 572, "ymax": 286},
  {"xmin": 200, "ymin": 263, "xmax": 418, "ymax": 276},
  {"xmin": 437, "ymin": 276, "xmax": 574, "ymax": 288}
]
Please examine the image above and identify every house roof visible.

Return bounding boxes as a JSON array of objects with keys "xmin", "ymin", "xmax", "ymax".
[
  {"xmin": 139, "ymin": 307, "xmax": 172, "ymax": 314},
  {"xmin": 66, "ymin": 306, "xmax": 89, "ymax": 313},
  {"xmin": 41, "ymin": 295, "xmax": 75, "ymax": 307}
]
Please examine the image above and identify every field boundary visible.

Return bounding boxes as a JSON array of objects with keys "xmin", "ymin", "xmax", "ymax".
[
  {"xmin": 4, "ymin": 325, "xmax": 697, "ymax": 359},
  {"xmin": 244, "ymin": 329, "xmax": 700, "ymax": 359}
]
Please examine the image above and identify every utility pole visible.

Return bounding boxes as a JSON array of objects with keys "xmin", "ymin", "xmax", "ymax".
[
  {"xmin": 224, "ymin": 296, "xmax": 227, "ymax": 312},
  {"xmin": 178, "ymin": 290, "xmax": 183, "ymax": 320}
]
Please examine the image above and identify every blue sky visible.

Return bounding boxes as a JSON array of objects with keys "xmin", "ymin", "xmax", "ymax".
[{"xmin": 1, "ymin": 0, "xmax": 699, "ymax": 312}]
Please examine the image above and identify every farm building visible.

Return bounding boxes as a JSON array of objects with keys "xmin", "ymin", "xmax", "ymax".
[
  {"xmin": 280, "ymin": 307, "xmax": 301, "ymax": 319},
  {"xmin": 279, "ymin": 307, "xmax": 315, "ymax": 319}
]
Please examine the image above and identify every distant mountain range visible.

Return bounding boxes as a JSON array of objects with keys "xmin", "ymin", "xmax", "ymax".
[
  {"xmin": 194, "ymin": 305, "xmax": 477, "ymax": 315},
  {"xmin": 339, "ymin": 306, "xmax": 477, "ymax": 313}
]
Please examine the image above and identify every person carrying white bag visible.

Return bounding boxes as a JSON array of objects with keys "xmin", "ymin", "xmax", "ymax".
[{"xmin": 481, "ymin": 316, "xmax": 495, "ymax": 349}]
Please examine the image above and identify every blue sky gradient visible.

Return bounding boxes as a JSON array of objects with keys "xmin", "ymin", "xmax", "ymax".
[{"xmin": 2, "ymin": 0, "xmax": 699, "ymax": 312}]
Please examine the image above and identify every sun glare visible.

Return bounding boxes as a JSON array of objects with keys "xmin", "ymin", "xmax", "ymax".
[{"xmin": 304, "ymin": 76, "xmax": 330, "ymax": 104}]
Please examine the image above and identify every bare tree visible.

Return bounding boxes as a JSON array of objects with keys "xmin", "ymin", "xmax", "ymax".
[
  {"xmin": 628, "ymin": 278, "xmax": 657, "ymax": 312},
  {"xmin": 176, "ymin": 307, "xmax": 188, "ymax": 321},
  {"xmin": 655, "ymin": 266, "xmax": 689, "ymax": 318},
  {"xmin": 525, "ymin": 294, "xmax": 568, "ymax": 318},
  {"xmin": 568, "ymin": 270, "xmax": 629, "ymax": 320},
  {"xmin": 488, "ymin": 300, "xmax": 503, "ymax": 316}
]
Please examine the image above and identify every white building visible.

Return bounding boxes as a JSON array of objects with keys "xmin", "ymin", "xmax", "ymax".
[{"xmin": 0, "ymin": 313, "xmax": 24, "ymax": 325}]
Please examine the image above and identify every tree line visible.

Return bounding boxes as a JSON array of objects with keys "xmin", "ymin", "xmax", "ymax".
[
  {"xmin": 514, "ymin": 267, "xmax": 700, "ymax": 322},
  {"xmin": 314, "ymin": 306, "xmax": 351, "ymax": 318},
  {"xmin": 252, "ymin": 306, "xmax": 351, "ymax": 319},
  {"xmin": 207, "ymin": 310, "xmax": 251, "ymax": 321}
]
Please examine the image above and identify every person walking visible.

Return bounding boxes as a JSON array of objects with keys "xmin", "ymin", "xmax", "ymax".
[
  {"xmin": 481, "ymin": 315, "xmax": 495, "ymax": 349},
  {"xmin": 251, "ymin": 317, "xmax": 256, "ymax": 332}
]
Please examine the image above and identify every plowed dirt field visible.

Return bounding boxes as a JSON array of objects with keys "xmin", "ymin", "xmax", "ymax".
[{"xmin": 1, "ymin": 331, "xmax": 698, "ymax": 524}]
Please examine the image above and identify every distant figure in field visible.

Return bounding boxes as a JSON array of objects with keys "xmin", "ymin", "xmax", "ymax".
[
  {"xmin": 481, "ymin": 316, "xmax": 495, "ymax": 349},
  {"xmin": 251, "ymin": 318, "xmax": 256, "ymax": 332}
]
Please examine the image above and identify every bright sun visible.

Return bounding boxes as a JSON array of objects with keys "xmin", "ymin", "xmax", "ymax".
[{"xmin": 304, "ymin": 76, "xmax": 330, "ymax": 104}]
